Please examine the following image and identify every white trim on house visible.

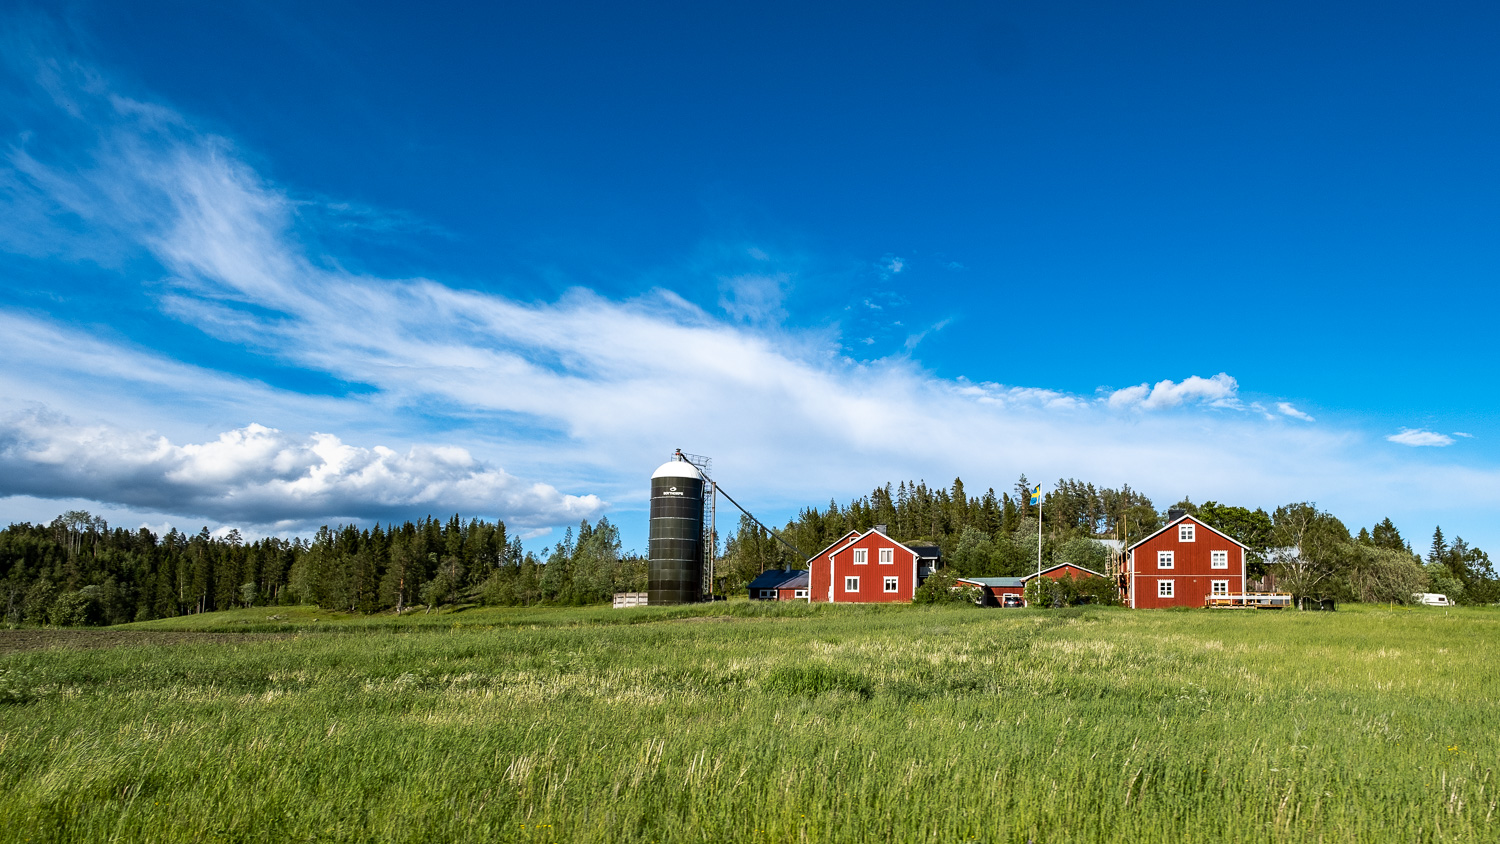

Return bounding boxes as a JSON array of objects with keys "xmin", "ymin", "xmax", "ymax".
[
  {"xmin": 817, "ymin": 529, "xmax": 921, "ymax": 565},
  {"xmin": 844, "ymin": 576, "xmax": 859, "ymax": 593},
  {"xmin": 879, "ymin": 548, "xmax": 893, "ymax": 564},
  {"xmin": 1127, "ymin": 514, "xmax": 1253, "ymax": 552},
  {"xmin": 794, "ymin": 589, "xmax": 809, "ymax": 599},
  {"xmin": 1158, "ymin": 550, "xmax": 1174, "ymax": 569},
  {"xmin": 1211, "ymin": 550, "xmax": 1228, "ymax": 569},
  {"xmin": 853, "ymin": 548, "xmax": 868, "ymax": 565},
  {"xmin": 1211, "ymin": 580, "xmax": 1229, "ymax": 597},
  {"xmin": 884, "ymin": 576, "xmax": 899, "ymax": 593},
  {"xmin": 1179, "ymin": 523, "xmax": 1196, "ymax": 542},
  {"xmin": 1158, "ymin": 580, "xmax": 1175, "ymax": 598}
]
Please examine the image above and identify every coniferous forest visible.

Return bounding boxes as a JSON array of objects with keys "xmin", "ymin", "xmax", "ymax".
[{"xmin": 3, "ymin": 475, "xmax": 1496, "ymax": 625}]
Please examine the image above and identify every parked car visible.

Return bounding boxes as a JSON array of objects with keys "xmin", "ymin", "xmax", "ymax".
[
  {"xmin": 1414, "ymin": 593, "xmax": 1452, "ymax": 607},
  {"xmin": 1002, "ymin": 595, "xmax": 1025, "ymax": 608}
]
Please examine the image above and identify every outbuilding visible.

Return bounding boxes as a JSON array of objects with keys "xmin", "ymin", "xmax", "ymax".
[
  {"xmin": 747, "ymin": 569, "xmax": 810, "ymax": 601},
  {"xmin": 957, "ymin": 563, "xmax": 1108, "ymax": 606}
]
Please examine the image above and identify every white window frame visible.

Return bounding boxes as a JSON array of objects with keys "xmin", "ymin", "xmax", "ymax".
[
  {"xmin": 1157, "ymin": 550, "xmax": 1174, "ymax": 569},
  {"xmin": 1179, "ymin": 524, "xmax": 1195, "ymax": 542},
  {"xmin": 884, "ymin": 576, "xmax": 899, "ymax": 593},
  {"xmin": 879, "ymin": 548, "xmax": 894, "ymax": 564},
  {"xmin": 852, "ymin": 548, "xmax": 868, "ymax": 565},
  {"xmin": 794, "ymin": 589, "xmax": 808, "ymax": 599},
  {"xmin": 1158, "ymin": 580, "xmax": 1175, "ymax": 598},
  {"xmin": 1211, "ymin": 580, "xmax": 1229, "ymax": 597},
  {"xmin": 1211, "ymin": 550, "xmax": 1229, "ymax": 569},
  {"xmin": 844, "ymin": 576, "xmax": 859, "ymax": 592}
]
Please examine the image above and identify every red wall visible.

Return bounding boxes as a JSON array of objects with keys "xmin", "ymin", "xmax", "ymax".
[
  {"xmin": 811, "ymin": 532, "xmax": 917, "ymax": 603},
  {"xmin": 1128, "ymin": 517, "xmax": 1245, "ymax": 608}
]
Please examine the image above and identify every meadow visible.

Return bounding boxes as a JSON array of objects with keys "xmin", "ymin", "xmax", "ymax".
[{"xmin": 0, "ymin": 602, "xmax": 1495, "ymax": 843}]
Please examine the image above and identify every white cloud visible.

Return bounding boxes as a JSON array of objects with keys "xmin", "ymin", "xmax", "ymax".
[
  {"xmin": 1387, "ymin": 429, "xmax": 1455, "ymax": 447},
  {"xmin": 1454, "ymin": 432, "xmax": 1474, "ymax": 438},
  {"xmin": 1277, "ymin": 402, "xmax": 1315, "ymax": 422},
  {"xmin": 0, "ymin": 409, "xmax": 602, "ymax": 529},
  {"xmin": 1106, "ymin": 374, "xmax": 1238, "ymax": 411}
]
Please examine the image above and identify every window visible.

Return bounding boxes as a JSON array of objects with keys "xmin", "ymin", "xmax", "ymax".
[
  {"xmin": 884, "ymin": 576, "xmax": 899, "ymax": 593},
  {"xmin": 853, "ymin": 548, "xmax": 868, "ymax": 565},
  {"xmin": 1158, "ymin": 580, "xmax": 1175, "ymax": 598},
  {"xmin": 844, "ymin": 576, "xmax": 859, "ymax": 592},
  {"xmin": 1179, "ymin": 524, "xmax": 1195, "ymax": 542},
  {"xmin": 1157, "ymin": 551, "xmax": 1174, "ymax": 569},
  {"xmin": 759, "ymin": 589, "xmax": 776, "ymax": 599},
  {"xmin": 1211, "ymin": 580, "xmax": 1229, "ymax": 597},
  {"xmin": 879, "ymin": 548, "xmax": 894, "ymax": 564},
  {"xmin": 1211, "ymin": 550, "xmax": 1229, "ymax": 569},
  {"xmin": 794, "ymin": 589, "xmax": 808, "ymax": 599}
]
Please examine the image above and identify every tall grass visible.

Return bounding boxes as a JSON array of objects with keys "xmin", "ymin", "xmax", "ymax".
[{"xmin": 1, "ymin": 604, "xmax": 1495, "ymax": 842}]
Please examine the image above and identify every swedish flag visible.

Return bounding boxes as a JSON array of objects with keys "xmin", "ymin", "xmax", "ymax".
[{"xmin": 1029, "ymin": 484, "xmax": 1041, "ymax": 506}]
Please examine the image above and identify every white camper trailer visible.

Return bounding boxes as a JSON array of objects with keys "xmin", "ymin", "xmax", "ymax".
[{"xmin": 1414, "ymin": 593, "xmax": 1452, "ymax": 607}]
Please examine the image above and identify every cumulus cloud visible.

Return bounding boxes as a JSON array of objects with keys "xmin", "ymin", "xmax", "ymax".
[
  {"xmin": 1387, "ymin": 429, "xmax": 1455, "ymax": 447},
  {"xmin": 1277, "ymin": 402, "xmax": 1315, "ymax": 422},
  {"xmin": 0, "ymin": 410, "xmax": 602, "ymax": 529},
  {"xmin": 1106, "ymin": 374, "xmax": 1239, "ymax": 411}
]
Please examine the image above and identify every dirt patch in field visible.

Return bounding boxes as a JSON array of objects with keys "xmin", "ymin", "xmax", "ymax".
[
  {"xmin": 0, "ymin": 629, "xmax": 289, "ymax": 655},
  {"xmin": 671, "ymin": 616, "xmax": 737, "ymax": 623}
]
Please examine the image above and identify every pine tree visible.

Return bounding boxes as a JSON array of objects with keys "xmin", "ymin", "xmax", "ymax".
[{"xmin": 1429, "ymin": 526, "xmax": 1447, "ymax": 564}]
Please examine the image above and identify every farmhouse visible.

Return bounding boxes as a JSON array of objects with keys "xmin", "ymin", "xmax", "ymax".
[
  {"xmin": 1124, "ymin": 513, "xmax": 1248, "ymax": 608},
  {"xmin": 747, "ymin": 569, "xmax": 810, "ymax": 601},
  {"xmin": 807, "ymin": 526, "xmax": 939, "ymax": 603},
  {"xmin": 957, "ymin": 562, "xmax": 1107, "ymax": 606}
]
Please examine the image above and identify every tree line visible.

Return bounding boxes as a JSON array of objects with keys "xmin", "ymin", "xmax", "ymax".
[
  {"xmin": 1, "ymin": 510, "xmax": 644, "ymax": 626},
  {"xmin": 715, "ymin": 477, "xmax": 1499, "ymax": 605}
]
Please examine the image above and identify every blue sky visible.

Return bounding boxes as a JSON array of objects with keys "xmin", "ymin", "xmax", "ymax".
[{"xmin": 1, "ymin": 0, "xmax": 1497, "ymax": 554}]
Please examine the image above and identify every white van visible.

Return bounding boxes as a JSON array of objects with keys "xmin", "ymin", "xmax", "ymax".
[{"xmin": 1414, "ymin": 593, "xmax": 1451, "ymax": 607}]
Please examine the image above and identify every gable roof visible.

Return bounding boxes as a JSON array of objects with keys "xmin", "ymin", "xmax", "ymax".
[
  {"xmin": 1022, "ymin": 562, "xmax": 1106, "ymax": 581},
  {"xmin": 747, "ymin": 569, "xmax": 810, "ymax": 590},
  {"xmin": 1127, "ymin": 513, "xmax": 1252, "ymax": 552},
  {"xmin": 815, "ymin": 528, "xmax": 922, "ymax": 563},
  {"xmin": 805, "ymin": 529, "xmax": 862, "ymax": 564}
]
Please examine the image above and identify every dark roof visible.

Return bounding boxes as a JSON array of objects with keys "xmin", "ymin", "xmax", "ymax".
[
  {"xmin": 909, "ymin": 545, "xmax": 941, "ymax": 559},
  {"xmin": 956, "ymin": 576, "xmax": 1026, "ymax": 588},
  {"xmin": 747, "ymin": 569, "xmax": 810, "ymax": 590}
]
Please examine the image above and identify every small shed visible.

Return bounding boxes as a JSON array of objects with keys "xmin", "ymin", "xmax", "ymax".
[{"xmin": 747, "ymin": 569, "xmax": 810, "ymax": 601}]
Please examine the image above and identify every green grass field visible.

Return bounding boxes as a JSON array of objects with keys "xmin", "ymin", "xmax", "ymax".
[{"xmin": 1, "ymin": 603, "xmax": 1495, "ymax": 843}]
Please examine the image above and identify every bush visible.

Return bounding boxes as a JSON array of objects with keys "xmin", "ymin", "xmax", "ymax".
[
  {"xmin": 912, "ymin": 568, "xmax": 981, "ymax": 605},
  {"xmin": 1023, "ymin": 574, "xmax": 1119, "ymax": 608}
]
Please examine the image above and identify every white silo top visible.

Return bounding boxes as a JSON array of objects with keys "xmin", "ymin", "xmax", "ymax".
[{"xmin": 652, "ymin": 459, "xmax": 703, "ymax": 480}]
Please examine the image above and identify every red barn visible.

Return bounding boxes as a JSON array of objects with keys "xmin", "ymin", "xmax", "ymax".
[
  {"xmin": 808, "ymin": 526, "xmax": 934, "ymax": 603},
  {"xmin": 746, "ymin": 569, "xmax": 810, "ymax": 601},
  {"xmin": 1125, "ymin": 514, "xmax": 1248, "ymax": 608}
]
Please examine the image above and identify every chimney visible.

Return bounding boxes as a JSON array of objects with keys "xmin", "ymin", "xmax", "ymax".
[
  {"xmin": 1167, "ymin": 508, "xmax": 1187, "ymax": 522},
  {"xmin": 874, "ymin": 524, "xmax": 888, "ymax": 535}
]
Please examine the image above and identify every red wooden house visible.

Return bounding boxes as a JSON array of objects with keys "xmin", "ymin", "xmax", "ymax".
[
  {"xmin": 1124, "ymin": 514, "xmax": 1248, "ymax": 608},
  {"xmin": 808, "ymin": 526, "xmax": 936, "ymax": 603}
]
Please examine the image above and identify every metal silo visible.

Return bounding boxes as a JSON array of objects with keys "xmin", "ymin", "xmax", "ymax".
[{"xmin": 649, "ymin": 456, "xmax": 705, "ymax": 604}]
